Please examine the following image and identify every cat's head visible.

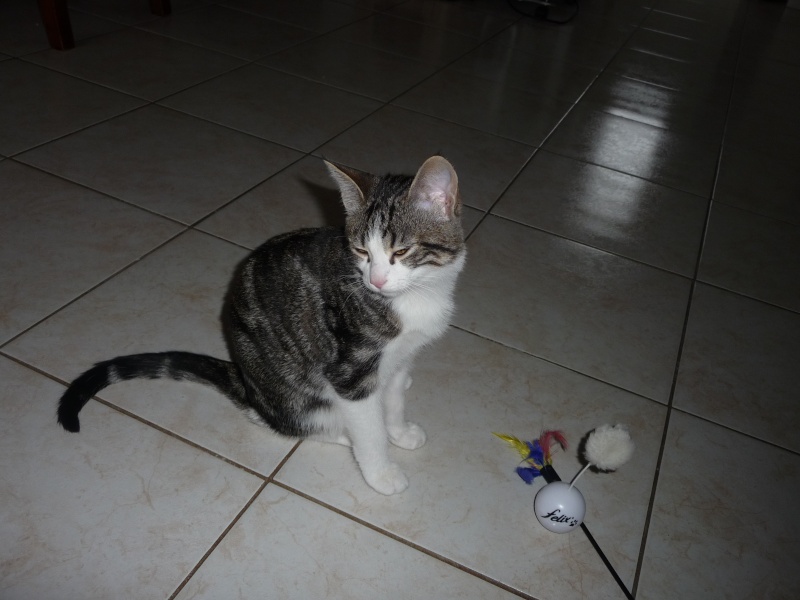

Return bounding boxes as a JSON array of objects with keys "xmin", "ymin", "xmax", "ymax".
[{"xmin": 325, "ymin": 156, "xmax": 466, "ymax": 298}]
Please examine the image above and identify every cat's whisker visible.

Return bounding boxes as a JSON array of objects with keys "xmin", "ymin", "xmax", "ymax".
[{"xmin": 340, "ymin": 282, "xmax": 364, "ymax": 312}]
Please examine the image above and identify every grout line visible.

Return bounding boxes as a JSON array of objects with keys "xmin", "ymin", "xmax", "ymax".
[
  {"xmin": 449, "ymin": 324, "xmax": 671, "ymax": 409},
  {"xmin": 466, "ymin": 8, "xmax": 655, "ymax": 239},
  {"xmin": 688, "ymin": 281, "xmax": 800, "ymax": 317},
  {"xmin": 2, "ymin": 355, "xmax": 312, "ymax": 484},
  {"xmin": 4, "ymin": 156, "xmax": 189, "ymax": 225},
  {"xmin": 270, "ymin": 481, "xmax": 540, "ymax": 600},
  {"xmin": 166, "ymin": 438, "xmax": 305, "ymax": 598},
  {"xmin": 69, "ymin": 391, "xmax": 271, "ymax": 479},
  {"xmin": 136, "ymin": 0, "xmax": 401, "ymax": 100},
  {"xmin": 0, "ymin": 225, "xmax": 190, "ymax": 351},
  {"xmin": 133, "ymin": 14, "xmax": 538, "ymax": 241},
  {"xmin": 167, "ymin": 480, "xmax": 269, "ymax": 600},
  {"xmin": 462, "ymin": 209, "xmax": 799, "ymax": 319},
  {"xmin": 3, "ymin": 342, "xmax": 311, "ymax": 482},
  {"xmin": 664, "ymin": 406, "xmax": 800, "ymax": 456},
  {"xmin": 630, "ymin": 0, "xmax": 751, "ymax": 594},
  {"xmin": 268, "ymin": 440, "xmax": 305, "ymax": 481},
  {"xmin": 482, "ymin": 211, "xmax": 698, "ymax": 279},
  {"xmin": 5, "ymin": 95, "xmax": 149, "ymax": 158},
  {"xmin": 706, "ymin": 198, "xmax": 800, "ymax": 230}
]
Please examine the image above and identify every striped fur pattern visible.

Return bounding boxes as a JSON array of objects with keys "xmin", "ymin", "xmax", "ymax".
[{"xmin": 57, "ymin": 156, "xmax": 466, "ymax": 495}]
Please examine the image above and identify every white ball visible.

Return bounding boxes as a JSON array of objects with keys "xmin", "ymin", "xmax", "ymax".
[{"xmin": 534, "ymin": 482, "xmax": 586, "ymax": 534}]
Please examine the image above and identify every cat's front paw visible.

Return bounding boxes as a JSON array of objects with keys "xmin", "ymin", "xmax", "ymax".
[
  {"xmin": 388, "ymin": 422, "xmax": 427, "ymax": 450},
  {"xmin": 363, "ymin": 463, "xmax": 409, "ymax": 495}
]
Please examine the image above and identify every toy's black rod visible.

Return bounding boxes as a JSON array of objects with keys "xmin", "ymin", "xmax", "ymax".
[{"xmin": 540, "ymin": 465, "xmax": 635, "ymax": 600}]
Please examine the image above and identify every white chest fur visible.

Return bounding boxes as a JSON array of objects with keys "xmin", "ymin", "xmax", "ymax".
[
  {"xmin": 380, "ymin": 252, "xmax": 466, "ymax": 376},
  {"xmin": 394, "ymin": 253, "xmax": 464, "ymax": 335}
]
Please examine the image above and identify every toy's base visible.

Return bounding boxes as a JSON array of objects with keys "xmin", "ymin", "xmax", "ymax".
[{"xmin": 534, "ymin": 481, "xmax": 586, "ymax": 533}]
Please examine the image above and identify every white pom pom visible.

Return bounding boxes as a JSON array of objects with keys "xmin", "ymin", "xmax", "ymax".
[{"xmin": 584, "ymin": 424, "xmax": 634, "ymax": 471}]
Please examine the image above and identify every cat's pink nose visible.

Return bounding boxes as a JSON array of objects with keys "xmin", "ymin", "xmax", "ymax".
[{"xmin": 370, "ymin": 275, "xmax": 387, "ymax": 289}]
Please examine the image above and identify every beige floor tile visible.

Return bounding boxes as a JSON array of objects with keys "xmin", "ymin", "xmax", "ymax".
[
  {"xmin": 383, "ymin": 0, "xmax": 517, "ymax": 39},
  {"xmin": 654, "ymin": 0, "xmax": 746, "ymax": 22},
  {"xmin": 493, "ymin": 150, "xmax": 707, "ymax": 276},
  {"xmin": 699, "ymin": 203, "xmax": 800, "ymax": 312},
  {"xmin": 509, "ymin": 8, "xmax": 639, "ymax": 47},
  {"xmin": 394, "ymin": 68, "xmax": 573, "ymax": 146},
  {"xmin": 139, "ymin": 4, "xmax": 315, "ymax": 60},
  {"xmin": 606, "ymin": 48, "xmax": 734, "ymax": 103},
  {"xmin": 0, "ymin": 160, "xmax": 183, "ymax": 344},
  {"xmin": 454, "ymin": 216, "xmax": 691, "ymax": 402},
  {"xmin": 259, "ymin": 36, "xmax": 439, "ymax": 102},
  {"xmin": 197, "ymin": 156, "xmax": 344, "ymax": 249},
  {"xmin": 0, "ymin": 60, "xmax": 144, "ymax": 155},
  {"xmin": 491, "ymin": 21, "xmax": 619, "ymax": 69},
  {"xmin": 544, "ymin": 104, "xmax": 720, "ymax": 197},
  {"xmin": 0, "ymin": 356, "xmax": 262, "ymax": 599},
  {"xmin": 331, "ymin": 12, "xmax": 481, "ymax": 65},
  {"xmin": 715, "ymin": 140, "xmax": 800, "ymax": 226},
  {"xmin": 18, "ymin": 105, "xmax": 302, "ymax": 223},
  {"xmin": 625, "ymin": 27, "xmax": 738, "ymax": 68},
  {"xmin": 736, "ymin": 56, "xmax": 800, "ymax": 97},
  {"xmin": 582, "ymin": 71, "xmax": 728, "ymax": 137},
  {"xmin": 674, "ymin": 284, "xmax": 800, "ymax": 452},
  {"xmin": 448, "ymin": 41, "xmax": 599, "ymax": 103},
  {"xmin": 637, "ymin": 411, "xmax": 800, "ymax": 600},
  {"xmin": 220, "ymin": 0, "xmax": 373, "ymax": 33},
  {"xmin": 27, "ymin": 28, "xmax": 243, "ymax": 101},
  {"xmin": 161, "ymin": 65, "xmax": 382, "ymax": 152},
  {"xmin": 579, "ymin": 0, "xmax": 649, "ymax": 25},
  {"xmin": 176, "ymin": 485, "xmax": 520, "ymax": 600},
  {"xmin": 640, "ymin": 6, "xmax": 742, "ymax": 42}
]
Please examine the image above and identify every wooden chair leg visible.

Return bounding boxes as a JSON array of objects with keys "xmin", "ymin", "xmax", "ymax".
[
  {"xmin": 38, "ymin": 0, "xmax": 170, "ymax": 50},
  {"xmin": 149, "ymin": 0, "xmax": 172, "ymax": 17},
  {"xmin": 37, "ymin": 0, "xmax": 75, "ymax": 50}
]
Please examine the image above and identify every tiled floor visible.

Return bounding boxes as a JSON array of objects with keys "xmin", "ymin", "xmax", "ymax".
[{"xmin": 1, "ymin": 0, "xmax": 799, "ymax": 598}]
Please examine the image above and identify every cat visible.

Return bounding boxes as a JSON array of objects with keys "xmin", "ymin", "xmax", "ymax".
[{"xmin": 57, "ymin": 155, "xmax": 466, "ymax": 495}]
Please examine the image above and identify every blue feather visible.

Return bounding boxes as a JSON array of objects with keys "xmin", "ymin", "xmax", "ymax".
[
  {"xmin": 515, "ymin": 466, "xmax": 541, "ymax": 484},
  {"xmin": 527, "ymin": 440, "xmax": 545, "ymax": 466}
]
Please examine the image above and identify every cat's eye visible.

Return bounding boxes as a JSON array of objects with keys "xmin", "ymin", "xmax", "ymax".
[
  {"xmin": 393, "ymin": 248, "xmax": 410, "ymax": 258},
  {"xmin": 352, "ymin": 246, "xmax": 369, "ymax": 257}
]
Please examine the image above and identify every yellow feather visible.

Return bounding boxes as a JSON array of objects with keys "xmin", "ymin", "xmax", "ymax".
[{"xmin": 493, "ymin": 432, "xmax": 531, "ymax": 460}]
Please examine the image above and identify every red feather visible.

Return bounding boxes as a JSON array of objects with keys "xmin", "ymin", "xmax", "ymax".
[{"xmin": 539, "ymin": 430, "xmax": 568, "ymax": 459}]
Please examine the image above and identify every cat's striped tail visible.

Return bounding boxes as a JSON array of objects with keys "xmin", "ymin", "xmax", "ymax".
[{"xmin": 57, "ymin": 351, "xmax": 247, "ymax": 432}]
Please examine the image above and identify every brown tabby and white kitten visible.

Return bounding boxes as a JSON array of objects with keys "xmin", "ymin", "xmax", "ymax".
[{"xmin": 57, "ymin": 156, "xmax": 466, "ymax": 495}]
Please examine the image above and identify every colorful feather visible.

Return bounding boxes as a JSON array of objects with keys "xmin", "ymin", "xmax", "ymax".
[
  {"xmin": 527, "ymin": 440, "xmax": 544, "ymax": 467},
  {"xmin": 493, "ymin": 433, "xmax": 532, "ymax": 461},
  {"xmin": 515, "ymin": 466, "xmax": 540, "ymax": 484},
  {"xmin": 539, "ymin": 430, "xmax": 568, "ymax": 457},
  {"xmin": 494, "ymin": 430, "xmax": 568, "ymax": 485}
]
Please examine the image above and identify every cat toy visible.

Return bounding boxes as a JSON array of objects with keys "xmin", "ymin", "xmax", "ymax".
[
  {"xmin": 494, "ymin": 424, "xmax": 635, "ymax": 533},
  {"xmin": 495, "ymin": 425, "xmax": 635, "ymax": 600}
]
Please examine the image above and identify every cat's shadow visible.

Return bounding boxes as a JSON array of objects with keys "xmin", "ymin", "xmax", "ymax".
[{"xmin": 302, "ymin": 178, "xmax": 347, "ymax": 229}]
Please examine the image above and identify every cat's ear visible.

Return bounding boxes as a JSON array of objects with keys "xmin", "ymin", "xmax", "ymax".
[
  {"xmin": 408, "ymin": 156, "xmax": 461, "ymax": 220},
  {"xmin": 324, "ymin": 160, "xmax": 373, "ymax": 216}
]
